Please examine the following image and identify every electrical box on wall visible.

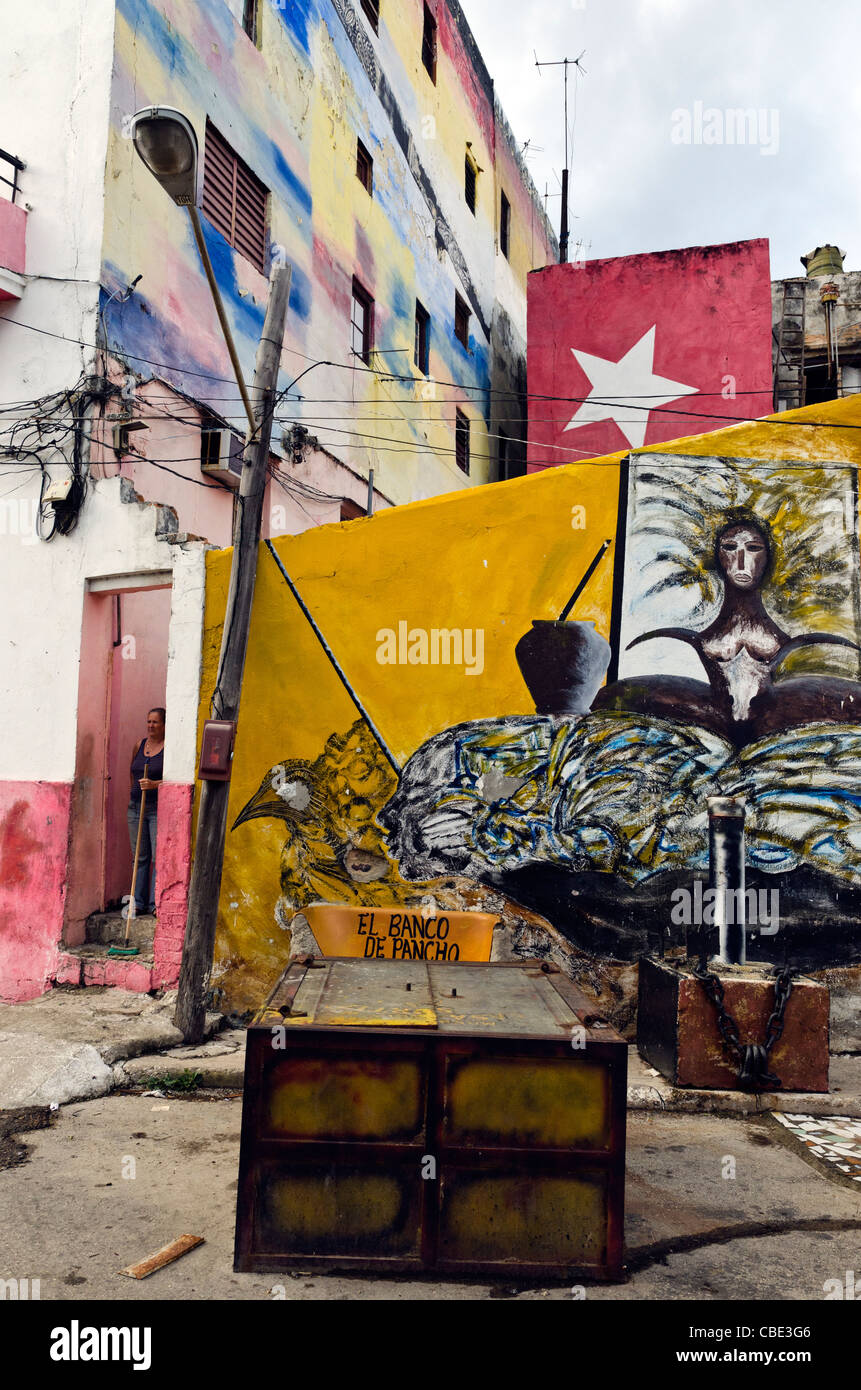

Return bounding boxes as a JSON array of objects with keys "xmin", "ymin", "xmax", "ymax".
[
  {"xmin": 42, "ymin": 476, "xmax": 73, "ymax": 505},
  {"xmin": 199, "ymin": 719, "xmax": 236, "ymax": 781}
]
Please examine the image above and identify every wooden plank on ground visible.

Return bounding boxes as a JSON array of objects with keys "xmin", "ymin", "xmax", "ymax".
[{"xmin": 119, "ymin": 1234, "xmax": 205, "ymax": 1279}]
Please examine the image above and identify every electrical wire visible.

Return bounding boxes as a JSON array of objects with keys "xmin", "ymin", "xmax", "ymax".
[
  {"xmin": 0, "ymin": 374, "xmax": 106, "ymax": 538},
  {"xmin": 4, "ymin": 312, "xmax": 861, "ymax": 430}
]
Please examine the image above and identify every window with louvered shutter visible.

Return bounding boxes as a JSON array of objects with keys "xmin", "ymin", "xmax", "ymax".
[
  {"xmin": 356, "ymin": 139, "xmax": 373, "ymax": 194},
  {"xmin": 202, "ymin": 120, "xmax": 268, "ymax": 274}
]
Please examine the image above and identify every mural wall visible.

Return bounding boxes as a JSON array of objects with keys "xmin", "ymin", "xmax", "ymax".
[
  {"xmin": 526, "ymin": 239, "xmax": 775, "ymax": 469},
  {"xmin": 200, "ymin": 397, "xmax": 861, "ymax": 1010}
]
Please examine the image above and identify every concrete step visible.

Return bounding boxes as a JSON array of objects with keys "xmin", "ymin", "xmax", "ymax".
[
  {"xmin": 85, "ymin": 911, "xmax": 156, "ymax": 950},
  {"xmin": 68, "ymin": 943, "xmax": 154, "ymax": 966},
  {"xmin": 120, "ymin": 1031, "xmax": 247, "ymax": 1090},
  {"xmin": 59, "ymin": 945, "xmax": 155, "ymax": 992},
  {"xmin": 0, "ymin": 987, "xmax": 227, "ymax": 1107}
]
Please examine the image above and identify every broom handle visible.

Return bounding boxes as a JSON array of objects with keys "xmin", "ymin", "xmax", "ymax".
[{"xmin": 125, "ymin": 761, "xmax": 149, "ymax": 944}]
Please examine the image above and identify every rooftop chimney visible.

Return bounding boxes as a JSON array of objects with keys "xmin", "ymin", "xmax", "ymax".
[{"xmin": 801, "ymin": 245, "xmax": 846, "ymax": 278}]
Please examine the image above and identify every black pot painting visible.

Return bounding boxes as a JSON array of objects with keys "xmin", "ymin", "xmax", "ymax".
[{"xmin": 515, "ymin": 619, "xmax": 612, "ymax": 715}]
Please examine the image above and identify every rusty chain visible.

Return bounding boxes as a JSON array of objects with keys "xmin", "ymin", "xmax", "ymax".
[{"xmin": 692, "ymin": 965, "xmax": 794, "ymax": 1091}]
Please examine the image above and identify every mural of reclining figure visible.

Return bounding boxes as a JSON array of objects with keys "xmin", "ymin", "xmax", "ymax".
[
  {"xmin": 594, "ymin": 517, "xmax": 861, "ymax": 745},
  {"xmin": 377, "ymin": 512, "xmax": 861, "ymax": 960}
]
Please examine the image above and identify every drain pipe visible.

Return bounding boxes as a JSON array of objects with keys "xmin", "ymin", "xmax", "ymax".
[{"xmin": 707, "ymin": 796, "xmax": 746, "ymax": 966}]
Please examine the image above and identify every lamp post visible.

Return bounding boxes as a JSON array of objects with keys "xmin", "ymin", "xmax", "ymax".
[
  {"xmin": 130, "ymin": 106, "xmax": 255, "ymax": 431},
  {"xmin": 129, "ymin": 104, "xmax": 292, "ymax": 1041}
]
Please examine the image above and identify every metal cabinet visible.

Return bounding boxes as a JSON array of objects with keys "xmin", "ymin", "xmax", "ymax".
[{"xmin": 234, "ymin": 957, "xmax": 627, "ymax": 1280}]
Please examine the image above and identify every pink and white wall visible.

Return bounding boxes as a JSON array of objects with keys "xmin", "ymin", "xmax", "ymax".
[{"xmin": 0, "ymin": 473, "xmax": 207, "ymax": 1002}]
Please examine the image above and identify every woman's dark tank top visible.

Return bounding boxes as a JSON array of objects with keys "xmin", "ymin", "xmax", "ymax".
[{"xmin": 130, "ymin": 739, "xmax": 164, "ymax": 805}]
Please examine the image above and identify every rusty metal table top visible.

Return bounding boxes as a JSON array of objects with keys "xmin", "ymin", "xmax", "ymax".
[{"xmin": 254, "ymin": 957, "xmax": 623, "ymax": 1044}]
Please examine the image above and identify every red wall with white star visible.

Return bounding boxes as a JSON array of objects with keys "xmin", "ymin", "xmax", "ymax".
[{"xmin": 526, "ymin": 239, "xmax": 775, "ymax": 469}]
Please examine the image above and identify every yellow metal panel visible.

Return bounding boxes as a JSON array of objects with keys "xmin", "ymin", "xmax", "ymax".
[
  {"xmin": 266, "ymin": 1055, "xmax": 425, "ymax": 1141},
  {"xmin": 430, "ymin": 964, "xmax": 576, "ymax": 1035},
  {"xmin": 445, "ymin": 1056, "xmax": 609, "ymax": 1148},
  {"xmin": 311, "ymin": 960, "xmax": 438, "ymax": 1029},
  {"xmin": 263, "ymin": 1171, "xmax": 419, "ymax": 1255},
  {"xmin": 440, "ymin": 1173, "xmax": 607, "ymax": 1264}
]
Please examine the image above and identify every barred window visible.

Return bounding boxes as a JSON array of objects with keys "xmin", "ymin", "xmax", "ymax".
[{"xmin": 455, "ymin": 409, "xmax": 470, "ymax": 474}]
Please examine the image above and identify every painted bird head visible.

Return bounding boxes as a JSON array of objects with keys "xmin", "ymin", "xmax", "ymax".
[{"xmin": 231, "ymin": 761, "xmax": 323, "ymax": 830}]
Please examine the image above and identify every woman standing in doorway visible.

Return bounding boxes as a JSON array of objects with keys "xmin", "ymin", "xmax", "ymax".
[{"xmin": 126, "ymin": 707, "xmax": 165, "ymax": 917}]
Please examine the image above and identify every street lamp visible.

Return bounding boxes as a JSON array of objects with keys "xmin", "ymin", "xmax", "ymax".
[
  {"xmin": 129, "ymin": 106, "xmax": 293, "ymax": 1042},
  {"xmin": 129, "ymin": 106, "xmax": 198, "ymax": 204},
  {"xmin": 129, "ymin": 106, "xmax": 255, "ymax": 430}
]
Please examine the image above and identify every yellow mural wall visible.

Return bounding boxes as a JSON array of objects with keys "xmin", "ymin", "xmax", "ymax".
[{"xmin": 199, "ymin": 394, "xmax": 861, "ymax": 1008}]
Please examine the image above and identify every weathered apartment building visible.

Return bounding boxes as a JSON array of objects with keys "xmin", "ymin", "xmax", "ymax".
[
  {"xmin": 0, "ymin": 0, "xmax": 555, "ymax": 1001},
  {"xmin": 772, "ymin": 244, "xmax": 861, "ymax": 410}
]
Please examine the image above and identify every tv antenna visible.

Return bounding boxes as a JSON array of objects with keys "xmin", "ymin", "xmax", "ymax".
[{"xmin": 534, "ymin": 50, "xmax": 586, "ymax": 263}]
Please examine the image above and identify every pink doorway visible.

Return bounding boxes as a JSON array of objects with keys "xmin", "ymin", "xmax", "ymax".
[
  {"xmin": 104, "ymin": 588, "xmax": 172, "ymax": 906},
  {"xmin": 64, "ymin": 580, "xmax": 172, "ymax": 944}
]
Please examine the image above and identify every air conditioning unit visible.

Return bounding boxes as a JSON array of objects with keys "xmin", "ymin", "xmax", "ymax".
[{"xmin": 200, "ymin": 427, "xmax": 245, "ymax": 488}]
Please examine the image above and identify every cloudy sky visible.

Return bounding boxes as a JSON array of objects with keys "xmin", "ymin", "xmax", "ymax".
[{"xmin": 462, "ymin": 0, "xmax": 861, "ymax": 279}]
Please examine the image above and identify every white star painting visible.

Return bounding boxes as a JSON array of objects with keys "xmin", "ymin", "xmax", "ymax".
[{"xmin": 563, "ymin": 326, "xmax": 699, "ymax": 449}]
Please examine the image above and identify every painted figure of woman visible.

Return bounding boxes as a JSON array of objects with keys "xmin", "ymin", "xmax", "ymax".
[{"xmin": 593, "ymin": 516, "xmax": 861, "ymax": 744}]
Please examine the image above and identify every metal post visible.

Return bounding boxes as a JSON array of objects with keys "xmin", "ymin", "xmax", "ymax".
[
  {"xmin": 174, "ymin": 262, "xmax": 292, "ymax": 1042},
  {"xmin": 708, "ymin": 796, "xmax": 746, "ymax": 965},
  {"xmin": 187, "ymin": 204, "xmax": 255, "ymax": 432},
  {"xmin": 367, "ymin": 466, "xmax": 374, "ymax": 517},
  {"xmin": 559, "ymin": 167, "xmax": 569, "ymax": 264}
]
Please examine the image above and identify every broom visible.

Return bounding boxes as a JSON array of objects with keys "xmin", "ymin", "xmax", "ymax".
[{"xmin": 108, "ymin": 762, "xmax": 148, "ymax": 958}]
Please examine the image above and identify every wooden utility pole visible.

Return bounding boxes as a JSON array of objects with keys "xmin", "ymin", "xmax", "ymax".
[{"xmin": 175, "ymin": 262, "xmax": 292, "ymax": 1042}]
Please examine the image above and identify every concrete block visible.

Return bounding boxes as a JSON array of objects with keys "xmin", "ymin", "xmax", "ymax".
[
  {"xmin": 0, "ymin": 1033, "xmax": 113, "ymax": 1108},
  {"xmin": 638, "ymin": 956, "xmax": 829, "ymax": 1092}
]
